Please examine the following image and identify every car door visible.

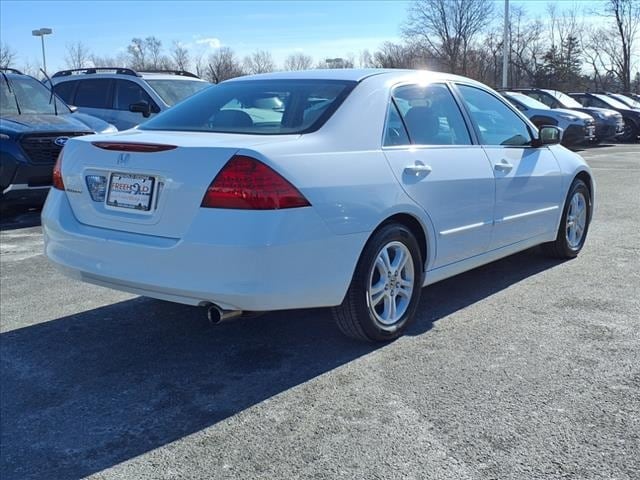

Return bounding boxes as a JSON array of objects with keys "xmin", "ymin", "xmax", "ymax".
[
  {"xmin": 382, "ymin": 83, "xmax": 495, "ymax": 268},
  {"xmin": 455, "ymin": 84, "xmax": 563, "ymax": 250},
  {"xmin": 112, "ymin": 79, "xmax": 160, "ymax": 130}
]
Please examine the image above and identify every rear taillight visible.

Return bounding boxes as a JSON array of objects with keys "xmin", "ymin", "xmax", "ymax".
[
  {"xmin": 201, "ymin": 155, "xmax": 311, "ymax": 210},
  {"xmin": 52, "ymin": 151, "xmax": 64, "ymax": 190}
]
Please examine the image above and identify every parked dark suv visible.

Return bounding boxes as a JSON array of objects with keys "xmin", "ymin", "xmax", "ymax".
[
  {"xmin": 569, "ymin": 92, "xmax": 640, "ymax": 142},
  {"xmin": 509, "ymin": 88, "xmax": 625, "ymax": 143},
  {"xmin": 1, "ymin": 68, "xmax": 116, "ymax": 208}
]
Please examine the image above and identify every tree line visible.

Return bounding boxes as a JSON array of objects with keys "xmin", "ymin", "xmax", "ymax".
[{"xmin": 1, "ymin": 0, "xmax": 638, "ymax": 92}]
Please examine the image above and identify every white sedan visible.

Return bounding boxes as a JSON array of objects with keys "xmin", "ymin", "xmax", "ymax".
[{"xmin": 42, "ymin": 69, "xmax": 594, "ymax": 342}]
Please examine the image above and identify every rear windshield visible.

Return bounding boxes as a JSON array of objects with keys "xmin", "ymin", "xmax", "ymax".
[
  {"xmin": 140, "ymin": 79, "xmax": 356, "ymax": 134},
  {"xmin": 145, "ymin": 79, "xmax": 211, "ymax": 106}
]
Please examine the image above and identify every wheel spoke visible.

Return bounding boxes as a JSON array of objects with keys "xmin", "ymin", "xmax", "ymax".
[
  {"xmin": 391, "ymin": 247, "xmax": 408, "ymax": 272},
  {"xmin": 370, "ymin": 279, "xmax": 386, "ymax": 296},
  {"xmin": 388, "ymin": 295, "xmax": 397, "ymax": 320},
  {"xmin": 371, "ymin": 289, "xmax": 386, "ymax": 308},
  {"xmin": 381, "ymin": 248, "xmax": 392, "ymax": 272}
]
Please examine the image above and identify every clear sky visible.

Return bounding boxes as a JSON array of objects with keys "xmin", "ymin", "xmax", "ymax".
[{"xmin": 1, "ymin": 0, "xmax": 605, "ymax": 72}]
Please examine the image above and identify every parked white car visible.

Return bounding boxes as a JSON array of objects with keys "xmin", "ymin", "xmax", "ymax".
[{"xmin": 42, "ymin": 69, "xmax": 594, "ymax": 341}]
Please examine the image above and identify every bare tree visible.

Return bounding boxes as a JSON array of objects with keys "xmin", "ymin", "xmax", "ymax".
[
  {"xmin": 90, "ymin": 52, "xmax": 129, "ymax": 68},
  {"xmin": 20, "ymin": 59, "xmax": 41, "ymax": 77},
  {"xmin": 127, "ymin": 38, "xmax": 147, "ymax": 69},
  {"xmin": 243, "ymin": 50, "xmax": 275, "ymax": 74},
  {"xmin": 372, "ymin": 42, "xmax": 421, "ymax": 68},
  {"xmin": 0, "ymin": 42, "xmax": 17, "ymax": 69},
  {"xmin": 193, "ymin": 50, "xmax": 207, "ymax": 78},
  {"xmin": 581, "ymin": 26, "xmax": 617, "ymax": 90},
  {"xmin": 65, "ymin": 41, "xmax": 92, "ymax": 69},
  {"xmin": 317, "ymin": 57, "xmax": 355, "ymax": 69},
  {"xmin": 601, "ymin": 0, "xmax": 640, "ymax": 91},
  {"xmin": 170, "ymin": 41, "xmax": 191, "ymax": 71},
  {"xmin": 207, "ymin": 47, "xmax": 244, "ymax": 83},
  {"xmin": 359, "ymin": 49, "xmax": 374, "ymax": 68},
  {"xmin": 284, "ymin": 52, "xmax": 313, "ymax": 70},
  {"xmin": 145, "ymin": 36, "xmax": 163, "ymax": 69},
  {"xmin": 508, "ymin": 6, "xmax": 545, "ymax": 87},
  {"xmin": 402, "ymin": 0, "xmax": 495, "ymax": 74}
]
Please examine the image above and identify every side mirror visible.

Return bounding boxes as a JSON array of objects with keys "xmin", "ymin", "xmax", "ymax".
[
  {"xmin": 533, "ymin": 125, "xmax": 562, "ymax": 147},
  {"xmin": 129, "ymin": 101, "xmax": 151, "ymax": 118},
  {"xmin": 68, "ymin": 105, "xmax": 78, "ymax": 113}
]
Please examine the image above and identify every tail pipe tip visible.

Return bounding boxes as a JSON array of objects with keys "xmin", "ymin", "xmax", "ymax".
[{"xmin": 207, "ymin": 305, "xmax": 243, "ymax": 324}]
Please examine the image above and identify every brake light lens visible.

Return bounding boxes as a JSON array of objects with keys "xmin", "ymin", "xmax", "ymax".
[
  {"xmin": 201, "ymin": 155, "xmax": 311, "ymax": 210},
  {"xmin": 91, "ymin": 142, "xmax": 177, "ymax": 152},
  {"xmin": 52, "ymin": 151, "xmax": 64, "ymax": 190}
]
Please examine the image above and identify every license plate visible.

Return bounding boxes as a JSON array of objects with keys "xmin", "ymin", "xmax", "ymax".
[
  {"xmin": 106, "ymin": 173, "xmax": 155, "ymax": 211},
  {"xmin": 587, "ymin": 126, "xmax": 595, "ymax": 136}
]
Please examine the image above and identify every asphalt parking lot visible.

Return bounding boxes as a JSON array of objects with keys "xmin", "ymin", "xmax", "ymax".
[{"xmin": 1, "ymin": 144, "xmax": 639, "ymax": 480}]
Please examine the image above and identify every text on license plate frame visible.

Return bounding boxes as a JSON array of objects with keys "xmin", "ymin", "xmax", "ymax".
[{"xmin": 106, "ymin": 172, "xmax": 156, "ymax": 212}]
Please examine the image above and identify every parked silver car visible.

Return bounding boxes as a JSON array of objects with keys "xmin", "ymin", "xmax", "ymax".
[{"xmin": 50, "ymin": 68, "xmax": 211, "ymax": 130}]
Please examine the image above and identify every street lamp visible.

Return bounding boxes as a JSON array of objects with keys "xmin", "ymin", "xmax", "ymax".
[{"xmin": 32, "ymin": 28, "xmax": 53, "ymax": 74}]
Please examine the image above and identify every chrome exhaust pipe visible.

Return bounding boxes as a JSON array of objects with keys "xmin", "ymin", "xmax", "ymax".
[{"xmin": 207, "ymin": 304, "xmax": 243, "ymax": 325}]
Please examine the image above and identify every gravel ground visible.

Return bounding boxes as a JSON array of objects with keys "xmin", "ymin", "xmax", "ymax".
[{"xmin": 1, "ymin": 144, "xmax": 639, "ymax": 480}]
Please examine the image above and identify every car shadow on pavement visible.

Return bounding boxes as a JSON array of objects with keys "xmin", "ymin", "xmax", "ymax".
[
  {"xmin": 0, "ymin": 248, "xmax": 564, "ymax": 480},
  {"xmin": 0, "ymin": 205, "xmax": 42, "ymax": 231}
]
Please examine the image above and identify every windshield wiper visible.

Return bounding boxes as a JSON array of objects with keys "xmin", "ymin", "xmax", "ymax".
[
  {"xmin": 1, "ymin": 71, "xmax": 22, "ymax": 115},
  {"xmin": 40, "ymin": 69, "xmax": 58, "ymax": 116}
]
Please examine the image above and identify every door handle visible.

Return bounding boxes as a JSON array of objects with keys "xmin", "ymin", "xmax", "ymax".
[
  {"xmin": 494, "ymin": 160, "xmax": 513, "ymax": 172},
  {"xmin": 404, "ymin": 164, "xmax": 432, "ymax": 176}
]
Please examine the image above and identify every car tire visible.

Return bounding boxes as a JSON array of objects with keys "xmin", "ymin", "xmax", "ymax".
[
  {"xmin": 542, "ymin": 178, "xmax": 591, "ymax": 259},
  {"xmin": 622, "ymin": 121, "xmax": 639, "ymax": 143},
  {"xmin": 332, "ymin": 223, "xmax": 423, "ymax": 342}
]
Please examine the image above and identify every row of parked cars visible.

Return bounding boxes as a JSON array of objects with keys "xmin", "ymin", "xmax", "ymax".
[
  {"xmin": 1, "ymin": 66, "xmax": 639, "ymax": 211},
  {"xmin": 499, "ymin": 88, "xmax": 640, "ymax": 147}
]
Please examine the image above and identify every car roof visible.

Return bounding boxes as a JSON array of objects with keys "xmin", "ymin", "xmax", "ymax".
[
  {"xmin": 137, "ymin": 72, "xmax": 206, "ymax": 81},
  {"xmin": 51, "ymin": 68, "xmax": 206, "ymax": 82},
  {"xmin": 225, "ymin": 68, "xmax": 483, "ymax": 86}
]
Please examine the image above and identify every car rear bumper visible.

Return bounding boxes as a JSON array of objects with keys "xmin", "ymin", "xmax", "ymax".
[{"xmin": 42, "ymin": 190, "xmax": 367, "ymax": 311}]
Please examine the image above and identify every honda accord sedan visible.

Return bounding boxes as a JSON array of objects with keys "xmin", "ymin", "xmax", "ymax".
[{"xmin": 42, "ymin": 69, "xmax": 594, "ymax": 342}]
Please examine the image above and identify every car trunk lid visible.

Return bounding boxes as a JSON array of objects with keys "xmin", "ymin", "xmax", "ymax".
[{"xmin": 61, "ymin": 130, "xmax": 299, "ymax": 238}]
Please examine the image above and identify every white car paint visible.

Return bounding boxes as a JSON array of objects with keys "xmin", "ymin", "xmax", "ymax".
[{"xmin": 42, "ymin": 69, "xmax": 594, "ymax": 312}]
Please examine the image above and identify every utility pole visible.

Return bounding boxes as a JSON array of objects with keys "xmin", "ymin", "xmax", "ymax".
[{"xmin": 502, "ymin": 0, "xmax": 509, "ymax": 88}]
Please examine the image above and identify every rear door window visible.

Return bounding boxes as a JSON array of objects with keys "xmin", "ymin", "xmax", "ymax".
[
  {"xmin": 390, "ymin": 83, "xmax": 472, "ymax": 145},
  {"xmin": 74, "ymin": 79, "xmax": 112, "ymax": 109},
  {"xmin": 53, "ymin": 80, "xmax": 78, "ymax": 104}
]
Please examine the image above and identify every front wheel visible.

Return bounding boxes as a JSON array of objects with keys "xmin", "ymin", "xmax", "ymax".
[
  {"xmin": 542, "ymin": 178, "xmax": 591, "ymax": 259},
  {"xmin": 332, "ymin": 223, "xmax": 423, "ymax": 342}
]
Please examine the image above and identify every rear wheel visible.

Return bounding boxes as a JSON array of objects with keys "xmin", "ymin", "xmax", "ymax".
[
  {"xmin": 622, "ymin": 121, "xmax": 639, "ymax": 143},
  {"xmin": 332, "ymin": 223, "xmax": 423, "ymax": 342},
  {"xmin": 542, "ymin": 178, "xmax": 591, "ymax": 259}
]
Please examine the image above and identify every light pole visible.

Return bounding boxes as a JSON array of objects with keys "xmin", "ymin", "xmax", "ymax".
[
  {"xmin": 502, "ymin": 0, "xmax": 509, "ymax": 88},
  {"xmin": 32, "ymin": 28, "xmax": 53, "ymax": 74}
]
